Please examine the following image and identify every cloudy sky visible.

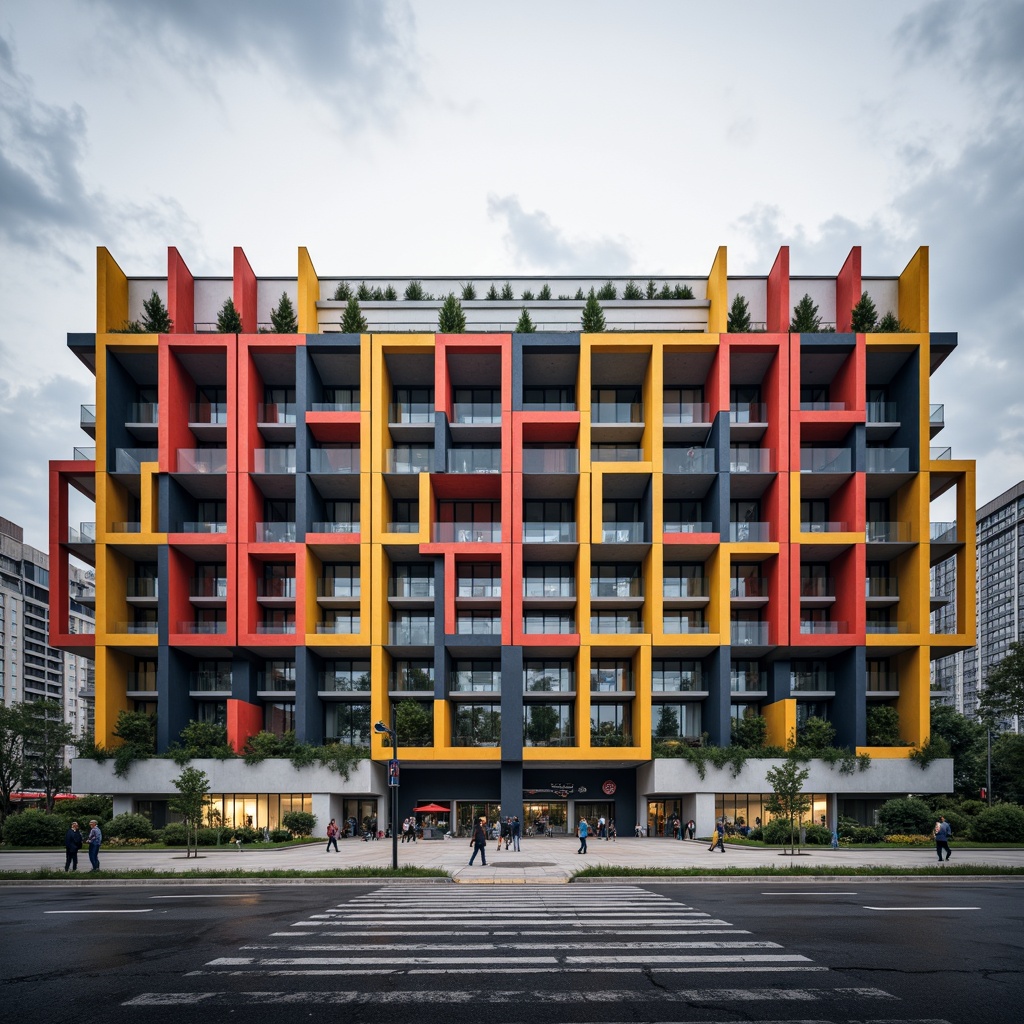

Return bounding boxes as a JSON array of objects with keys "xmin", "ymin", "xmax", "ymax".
[{"xmin": 1, "ymin": 0, "xmax": 1021, "ymax": 551}]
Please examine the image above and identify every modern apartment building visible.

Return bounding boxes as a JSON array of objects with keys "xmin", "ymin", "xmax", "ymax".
[
  {"xmin": 51, "ymin": 244, "xmax": 974, "ymax": 834},
  {"xmin": 1, "ymin": 516, "xmax": 94, "ymax": 751},
  {"xmin": 933, "ymin": 481, "xmax": 1024, "ymax": 732}
]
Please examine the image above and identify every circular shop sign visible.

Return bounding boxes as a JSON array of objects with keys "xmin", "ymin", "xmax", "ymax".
[{"xmin": 601, "ymin": 780, "xmax": 617, "ymax": 796}]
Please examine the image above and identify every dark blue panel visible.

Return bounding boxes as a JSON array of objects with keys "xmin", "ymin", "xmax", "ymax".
[
  {"xmin": 831, "ymin": 647, "xmax": 866, "ymax": 749},
  {"xmin": 295, "ymin": 647, "xmax": 322, "ymax": 745},
  {"xmin": 705, "ymin": 646, "xmax": 730, "ymax": 746},
  {"xmin": 500, "ymin": 645, "xmax": 524, "ymax": 759}
]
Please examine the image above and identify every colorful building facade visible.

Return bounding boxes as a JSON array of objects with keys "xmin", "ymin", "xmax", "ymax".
[{"xmin": 51, "ymin": 244, "xmax": 974, "ymax": 833}]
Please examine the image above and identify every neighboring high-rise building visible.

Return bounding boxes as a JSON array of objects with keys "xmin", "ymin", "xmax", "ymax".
[
  {"xmin": 0, "ymin": 516, "xmax": 95, "ymax": 752},
  {"xmin": 933, "ymin": 481, "xmax": 1024, "ymax": 733},
  {"xmin": 49, "ymin": 244, "xmax": 975, "ymax": 834}
]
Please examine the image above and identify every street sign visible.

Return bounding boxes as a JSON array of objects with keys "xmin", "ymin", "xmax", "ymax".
[{"xmin": 388, "ymin": 759, "xmax": 400, "ymax": 787}]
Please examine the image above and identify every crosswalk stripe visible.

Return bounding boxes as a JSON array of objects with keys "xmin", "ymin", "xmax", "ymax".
[
  {"xmin": 186, "ymin": 965, "xmax": 831, "ymax": 977},
  {"xmin": 241, "ymin": 941, "xmax": 780, "ymax": 952}
]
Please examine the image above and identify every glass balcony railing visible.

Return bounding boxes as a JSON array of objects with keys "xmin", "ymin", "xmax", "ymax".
[
  {"xmin": 729, "ymin": 402, "xmax": 767, "ymax": 423},
  {"xmin": 110, "ymin": 521, "xmax": 142, "ymax": 533},
  {"xmin": 311, "ymin": 398, "xmax": 360, "ymax": 412},
  {"xmin": 591, "ymin": 446, "xmax": 643, "ymax": 462},
  {"xmin": 801, "ymin": 448, "xmax": 852, "ymax": 472},
  {"xmin": 189, "ymin": 673, "xmax": 233, "ymax": 692},
  {"xmin": 309, "ymin": 449, "xmax": 359, "ymax": 473},
  {"xmin": 800, "ymin": 620, "xmax": 846, "ymax": 634},
  {"xmin": 386, "ymin": 522, "xmax": 420, "ymax": 533},
  {"xmin": 390, "ymin": 578, "xmax": 434, "ymax": 598},
  {"xmin": 69, "ymin": 522, "xmax": 96, "ymax": 543},
  {"xmin": 319, "ymin": 578, "xmax": 361, "ymax": 598},
  {"xmin": 180, "ymin": 521, "xmax": 227, "ymax": 534},
  {"xmin": 522, "ymin": 449, "xmax": 579, "ymax": 473},
  {"xmin": 930, "ymin": 404, "xmax": 945, "ymax": 430},
  {"xmin": 799, "ymin": 400, "xmax": 846, "ymax": 411},
  {"xmin": 791, "ymin": 673, "xmax": 834, "ymax": 692},
  {"xmin": 190, "ymin": 578, "xmax": 228, "ymax": 598},
  {"xmin": 126, "ymin": 674, "xmax": 157, "ymax": 693},
  {"xmin": 256, "ymin": 621, "xmax": 296, "ymax": 635},
  {"xmin": 180, "ymin": 620, "xmax": 229, "ymax": 635},
  {"xmin": 523, "ymin": 579, "xmax": 575, "ymax": 598},
  {"xmin": 257, "ymin": 402, "xmax": 297, "ymax": 425},
  {"xmin": 316, "ymin": 619, "xmax": 359, "ymax": 634},
  {"xmin": 114, "ymin": 448, "xmax": 159, "ymax": 473},
  {"xmin": 866, "ymin": 448, "xmax": 910, "ymax": 473},
  {"xmin": 389, "ymin": 621, "xmax": 435, "ymax": 645},
  {"xmin": 257, "ymin": 676, "xmax": 297, "ymax": 692},
  {"xmin": 731, "ymin": 621, "xmax": 770, "ymax": 645},
  {"xmin": 799, "ymin": 578, "xmax": 835, "ymax": 598},
  {"xmin": 386, "ymin": 448, "xmax": 432, "ymax": 473},
  {"xmin": 447, "ymin": 449, "xmax": 501, "ymax": 473},
  {"xmin": 663, "ymin": 402, "xmax": 710, "ymax": 424},
  {"xmin": 188, "ymin": 402, "xmax": 227, "ymax": 425},
  {"xmin": 931, "ymin": 521, "xmax": 958, "ymax": 542},
  {"xmin": 74, "ymin": 446, "xmax": 96, "ymax": 461},
  {"xmin": 255, "ymin": 522, "xmax": 296, "ymax": 542},
  {"xmin": 592, "ymin": 402, "xmax": 643, "ymax": 424},
  {"xmin": 456, "ymin": 580, "xmax": 500, "ymax": 598},
  {"xmin": 731, "ymin": 578, "xmax": 768, "ymax": 598},
  {"xmin": 311, "ymin": 521, "xmax": 358, "ymax": 534},
  {"xmin": 866, "ymin": 621, "xmax": 905, "ymax": 634},
  {"xmin": 801, "ymin": 521, "xmax": 848, "ymax": 533},
  {"xmin": 321, "ymin": 674, "xmax": 372, "ymax": 692},
  {"xmin": 127, "ymin": 402, "xmax": 158, "ymax": 425},
  {"xmin": 930, "ymin": 447, "xmax": 952, "ymax": 460},
  {"xmin": 664, "ymin": 448, "xmax": 716, "ymax": 473},
  {"xmin": 662, "ymin": 618, "xmax": 709, "ymax": 634},
  {"xmin": 127, "ymin": 578, "xmax": 158, "ymax": 598},
  {"xmin": 522, "ymin": 522, "xmax": 576, "ymax": 543},
  {"xmin": 730, "ymin": 674, "xmax": 765, "ymax": 693},
  {"xmin": 116, "ymin": 621, "xmax": 159, "ymax": 635},
  {"xmin": 452, "ymin": 403, "xmax": 500, "ymax": 425},
  {"xmin": 729, "ymin": 449, "xmax": 772, "ymax": 473},
  {"xmin": 455, "ymin": 617, "xmax": 501, "ymax": 635},
  {"xmin": 591, "ymin": 579, "xmax": 642, "ymax": 598},
  {"xmin": 434, "ymin": 523, "xmax": 501, "ymax": 543},
  {"xmin": 257, "ymin": 579, "xmax": 297, "ymax": 599},
  {"xmin": 591, "ymin": 615, "xmax": 645, "ymax": 634},
  {"xmin": 80, "ymin": 405, "xmax": 96, "ymax": 430},
  {"xmin": 664, "ymin": 521, "xmax": 713, "ymax": 534},
  {"xmin": 253, "ymin": 449, "xmax": 296, "ymax": 473},
  {"xmin": 866, "ymin": 577, "xmax": 898, "ymax": 598},
  {"xmin": 728, "ymin": 522, "xmax": 771, "ymax": 542},
  {"xmin": 664, "ymin": 578, "xmax": 708, "ymax": 598},
  {"xmin": 652, "ymin": 676, "xmax": 704, "ymax": 693},
  {"xmin": 601, "ymin": 522, "xmax": 645, "ymax": 543},
  {"xmin": 389, "ymin": 402, "xmax": 435, "ymax": 424},
  {"xmin": 177, "ymin": 449, "xmax": 227, "ymax": 473},
  {"xmin": 866, "ymin": 401, "xmax": 899, "ymax": 423},
  {"xmin": 866, "ymin": 521, "xmax": 911, "ymax": 543}
]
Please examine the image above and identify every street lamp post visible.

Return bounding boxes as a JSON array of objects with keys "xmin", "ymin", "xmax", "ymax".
[{"xmin": 375, "ymin": 710, "xmax": 399, "ymax": 870}]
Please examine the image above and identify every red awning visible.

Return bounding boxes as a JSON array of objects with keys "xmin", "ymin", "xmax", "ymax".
[{"xmin": 413, "ymin": 803, "xmax": 449, "ymax": 813}]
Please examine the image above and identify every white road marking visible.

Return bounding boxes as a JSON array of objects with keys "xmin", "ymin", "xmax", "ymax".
[
  {"xmin": 44, "ymin": 909, "xmax": 153, "ymax": 914},
  {"xmin": 240, "ymin": 941, "xmax": 780, "ymax": 952},
  {"xmin": 186, "ymin": 965, "xmax": 831, "ymax": 977},
  {"xmin": 864, "ymin": 906, "xmax": 980, "ymax": 911},
  {"xmin": 150, "ymin": 894, "xmax": 259, "ymax": 899},
  {"xmin": 761, "ymin": 891, "xmax": 857, "ymax": 895}
]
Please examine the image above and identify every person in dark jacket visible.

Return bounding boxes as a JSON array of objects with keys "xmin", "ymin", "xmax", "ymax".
[
  {"xmin": 64, "ymin": 821, "xmax": 83, "ymax": 872},
  {"xmin": 469, "ymin": 816, "xmax": 488, "ymax": 866}
]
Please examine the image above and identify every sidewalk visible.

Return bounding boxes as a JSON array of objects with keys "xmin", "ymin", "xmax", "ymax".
[{"xmin": 4, "ymin": 835, "xmax": 1024, "ymax": 883}]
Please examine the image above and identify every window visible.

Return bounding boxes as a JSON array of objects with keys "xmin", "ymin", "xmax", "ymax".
[
  {"xmin": 524, "ymin": 661, "xmax": 575, "ymax": 693},
  {"xmin": 590, "ymin": 660, "xmax": 633, "ymax": 692},
  {"xmin": 524, "ymin": 704, "xmax": 574, "ymax": 746},
  {"xmin": 591, "ymin": 703, "xmax": 632, "ymax": 744},
  {"xmin": 652, "ymin": 703, "xmax": 701, "ymax": 740},
  {"xmin": 453, "ymin": 704, "xmax": 501, "ymax": 745},
  {"xmin": 326, "ymin": 703, "xmax": 371, "ymax": 746}
]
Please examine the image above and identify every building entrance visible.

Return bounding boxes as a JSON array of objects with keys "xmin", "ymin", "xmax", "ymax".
[
  {"xmin": 456, "ymin": 801, "xmax": 503, "ymax": 838},
  {"xmin": 575, "ymin": 801, "xmax": 615, "ymax": 837},
  {"xmin": 646, "ymin": 799, "xmax": 683, "ymax": 837},
  {"xmin": 522, "ymin": 801, "xmax": 568, "ymax": 835}
]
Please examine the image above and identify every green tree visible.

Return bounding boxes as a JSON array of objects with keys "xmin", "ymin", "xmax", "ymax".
[
  {"xmin": 790, "ymin": 293, "xmax": 822, "ymax": 332},
  {"xmin": 980, "ymin": 641, "xmax": 1024, "ymax": 722},
  {"xmin": 169, "ymin": 766, "xmax": 212, "ymax": 858},
  {"xmin": 437, "ymin": 293, "xmax": 467, "ymax": 333},
  {"xmin": 991, "ymin": 732, "xmax": 1024, "ymax": 805},
  {"xmin": 866, "ymin": 705, "xmax": 901, "ymax": 746},
  {"xmin": 357, "ymin": 282, "xmax": 372, "ymax": 300},
  {"xmin": 526, "ymin": 704, "xmax": 560, "ymax": 745},
  {"xmin": 521, "ymin": 289, "xmax": 535, "ymax": 301},
  {"xmin": 877, "ymin": 311, "xmax": 904, "ymax": 332},
  {"xmin": 765, "ymin": 758, "xmax": 811, "ymax": 854},
  {"xmin": 850, "ymin": 291, "xmax": 879, "ymax": 332},
  {"xmin": 485, "ymin": 283, "xmax": 499, "ymax": 300},
  {"xmin": 581, "ymin": 290, "xmax": 606, "ymax": 333},
  {"xmin": 216, "ymin": 297, "xmax": 243, "ymax": 333},
  {"xmin": 111, "ymin": 709, "xmax": 157, "ymax": 778},
  {"xmin": 732, "ymin": 713, "xmax": 767, "ymax": 749},
  {"xmin": 596, "ymin": 281, "xmax": 617, "ymax": 300},
  {"xmin": 672, "ymin": 284, "xmax": 695, "ymax": 299},
  {"xmin": 22, "ymin": 699, "xmax": 74, "ymax": 812},
  {"xmin": 623, "ymin": 280, "xmax": 644, "ymax": 300},
  {"xmin": 929, "ymin": 704, "xmax": 985, "ymax": 795},
  {"xmin": 500, "ymin": 282, "xmax": 515, "ymax": 300},
  {"xmin": 170, "ymin": 720, "xmax": 233, "ymax": 764},
  {"xmin": 404, "ymin": 281, "xmax": 425, "ymax": 300},
  {"xmin": 796, "ymin": 715, "xmax": 836, "ymax": 753},
  {"xmin": 537, "ymin": 284, "xmax": 552, "ymax": 300},
  {"xmin": 727, "ymin": 294, "xmax": 751, "ymax": 332},
  {"xmin": 333, "ymin": 281, "xmax": 352, "ymax": 301},
  {"xmin": 140, "ymin": 290, "xmax": 173, "ymax": 333},
  {"xmin": 654, "ymin": 704, "xmax": 680, "ymax": 739},
  {"xmin": 269, "ymin": 291, "xmax": 298, "ymax": 333},
  {"xmin": 461, "ymin": 282, "xmax": 477, "ymax": 300},
  {"xmin": 0, "ymin": 703, "xmax": 31, "ymax": 823},
  {"xmin": 515, "ymin": 307, "xmax": 536, "ymax": 333},
  {"xmin": 282, "ymin": 810, "xmax": 316, "ymax": 836},
  {"xmin": 395, "ymin": 700, "xmax": 433, "ymax": 746},
  {"xmin": 646, "ymin": 279, "xmax": 657, "ymax": 299},
  {"xmin": 340, "ymin": 296, "xmax": 368, "ymax": 333}
]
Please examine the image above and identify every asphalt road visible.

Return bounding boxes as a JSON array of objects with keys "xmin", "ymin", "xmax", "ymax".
[{"xmin": 1, "ymin": 881, "xmax": 1020, "ymax": 1024}]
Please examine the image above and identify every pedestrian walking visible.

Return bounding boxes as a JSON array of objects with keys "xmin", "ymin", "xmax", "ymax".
[
  {"xmin": 326, "ymin": 818, "xmax": 340, "ymax": 852},
  {"xmin": 598, "ymin": 814, "xmax": 606, "ymax": 840},
  {"xmin": 708, "ymin": 818, "xmax": 725, "ymax": 853},
  {"xmin": 511, "ymin": 816, "xmax": 521, "ymax": 851},
  {"xmin": 469, "ymin": 816, "xmax": 488, "ymax": 866},
  {"xmin": 577, "ymin": 816, "xmax": 589, "ymax": 854},
  {"xmin": 608, "ymin": 818, "xmax": 617, "ymax": 842},
  {"xmin": 86, "ymin": 819, "xmax": 102, "ymax": 871},
  {"xmin": 369, "ymin": 815, "xmax": 378, "ymax": 840},
  {"xmin": 934, "ymin": 816, "xmax": 952, "ymax": 861},
  {"xmin": 831, "ymin": 827, "xmax": 839, "ymax": 850},
  {"xmin": 64, "ymin": 821, "xmax": 83, "ymax": 872},
  {"xmin": 686, "ymin": 818, "xmax": 695, "ymax": 840}
]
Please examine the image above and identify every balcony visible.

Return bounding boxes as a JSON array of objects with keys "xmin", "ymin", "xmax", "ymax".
[
  {"xmin": 800, "ymin": 620, "xmax": 847, "ymax": 635},
  {"xmin": 729, "ymin": 402, "xmax": 767, "ymax": 424},
  {"xmin": 257, "ymin": 676, "xmax": 296, "ymax": 694},
  {"xmin": 110, "ymin": 521, "xmax": 142, "ymax": 533},
  {"xmin": 388, "ymin": 620, "xmax": 435, "ymax": 645},
  {"xmin": 257, "ymin": 578, "xmax": 297, "ymax": 600},
  {"xmin": 312, "ymin": 398, "xmax": 359, "ymax": 412},
  {"xmin": 868, "ymin": 448, "xmax": 911, "ymax": 473},
  {"xmin": 455, "ymin": 616, "xmax": 501, "ymax": 635},
  {"xmin": 523, "ymin": 522, "xmax": 576, "ymax": 543},
  {"xmin": 866, "ymin": 521, "xmax": 911, "ymax": 543},
  {"xmin": 126, "ymin": 674, "xmax": 157, "ymax": 696},
  {"xmin": 386, "ymin": 448, "xmax": 432, "ymax": 473},
  {"xmin": 525, "ymin": 734, "xmax": 577, "ymax": 748},
  {"xmin": 127, "ymin": 402, "xmax": 159, "ymax": 426},
  {"xmin": 387, "ymin": 672, "xmax": 433, "ymax": 693},
  {"xmin": 801, "ymin": 448, "xmax": 852, "ymax": 473},
  {"xmin": 177, "ymin": 449, "xmax": 227, "ymax": 474},
  {"xmin": 256, "ymin": 620, "xmax": 296, "ymax": 635},
  {"xmin": 664, "ymin": 520, "xmax": 713, "ymax": 534},
  {"xmin": 180, "ymin": 520, "xmax": 227, "ymax": 534},
  {"xmin": 664, "ymin": 577, "xmax": 709, "ymax": 599},
  {"xmin": 729, "ymin": 449, "xmax": 772, "ymax": 473},
  {"xmin": 523, "ymin": 615, "xmax": 576, "ymax": 634},
  {"xmin": 253, "ymin": 449, "xmax": 296, "ymax": 474},
  {"xmin": 450, "ymin": 672, "xmax": 501, "ymax": 693},
  {"xmin": 652, "ymin": 675, "xmax": 704, "ymax": 693},
  {"xmin": 434, "ymin": 522, "xmax": 501, "ymax": 543},
  {"xmin": 255, "ymin": 522, "xmax": 296, "ymax": 543},
  {"xmin": 311, "ymin": 520, "xmax": 359, "ymax": 534},
  {"xmin": 664, "ymin": 447, "xmax": 716, "ymax": 474},
  {"xmin": 179, "ymin": 620, "xmax": 228, "ymax": 635},
  {"xmin": 74, "ymin": 447, "xmax": 96, "ymax": 461},
  {"xmin": 799, "ymin": 578, "xmax": 835, "ymax": 601},
  {"xmin": 447, "ymin": 449, "xmax": 501, "ymax": 474},
  {"xmin": 189, "ymin": 672, "xmax": 232, "ymax": 695},
  {"xmin": 591, "ymin": 446, "xmax": 644, "ymax": 463},
  {"xmin": 320, "ymin": 674, "xmax": 371, "ymax": 693},
  {"xmin": 791, "ymin": 672, "xmax": 835, "ymax": 693},
  {"xmin": 800, "ymin": 400, "xmax": 846, "ymax": 411},
  {"xmin": 866, "ymin": 401, "xmax": 899, "ymax": 424},
  {"xmin": 68, "ymin": 523, "xmax": 96, "ymax": 543},
  {"xmin": 390, "ymin": 578, "xmax": 434, "ymax": 599},
  {"xmin": 114, "ymin": 448, "xmax": 159, "ymax": 473},
  {"xmin": 866, "ymin": 577, "xmax": 899, "ymax": 600},
  {"xmin": 389, "ymin": 402, "xmax": 435, "ymax": 424},
  {"xmin": 601, "ymin": 522, "xmax": 645, "ymax": 543},
  {"xmin": 80, "ymin": 405, "xmax": 96, "ymax": 436},
  {"xmin": 663, "ymin": 402, "xmax": 710, "ymax": 425},
  {"xmin": 591, "ymin": 578, "xmax": 641, "ymax": 599},
  {"xmin": 930, "ymin": 521, "xmax": 958, "ymax": 543},
  {"xmin": 592, "ymin": 401, "xmax": 643, "ymax": 425},
  {"xmin": 731, "ymin": 621, "xmax": 770, "ymax": 646},
  {"xmin": 523, "ymin": 578, "xmax": 575, "ymax": 599},
  {"xmin": 522, "ymin": 449, "xmax": 579, "ymax": 473},
  {"xmin": 257, "ymin": 402, "xmax": 297, "ymax": 425},
  {"xmin": 730, "ymin": 577, "xmax": 768, "ymax": 600},
  {"xmin": 309, "ymin": 448, "xmax": 359, "ymax": 473},
  {"xmin": 728, "ymin": 522, "xmax": 770, "ymax": 542},
  {"xmin": 867, "ymin": 677, "xmax": 899, "ymax": 694},
  {"xmin": 930, "ymin": 403, "xmax": 945, "ymax": 437},
  {"xmin": 190, "ymin": 577, "xmax": 228, "ymax": 600},
  {"xmin": 866, "ymin": 621, "xmax": 906, "ymax": 634},
  {"xmin": 452, "ymin": 402, "xmax": 500, "ymax": 425},
  {"xmin": 386, "ymin": 522, "xmax": 419, "ymax": 533},
  {"xmin": 126, "ymin": 578, "xmax": 158, "ymax": 602},
  {"xmin": 590, "ymin": 676, "xmax": 634, "ymax": 694},
  {"xmin": 315, "ymin": 618, "xmax": 359, "ymax": 634},
  {"xmin": 662, "ymin": 616, "xmax": 709, "ymax": 635},
  {"xmin": 591, "ymin": 615, "xmax": 644, "ymax": 634},
  {"xmin": 801, "ymin": 520, "xmax": 849, "ymax": 534},
  {"xmin": 930, "ymin": 446, "xmax": 952, "ymax": 460},
  {"xmin": 456, "ymin": 579, "xmax": 500, "ymax": 599},
  {"xmin": 189, "ymin": 402, "xmax": 227, "ymax": 426},
  {"xmin": 730, "ymin": 674, "xmax": 766, "ymax": 694}
]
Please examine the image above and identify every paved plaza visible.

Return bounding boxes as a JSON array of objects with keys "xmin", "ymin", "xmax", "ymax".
[{"xmin": 4, "ymin": 834, "xmax": 1023, "ymax": 882}]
